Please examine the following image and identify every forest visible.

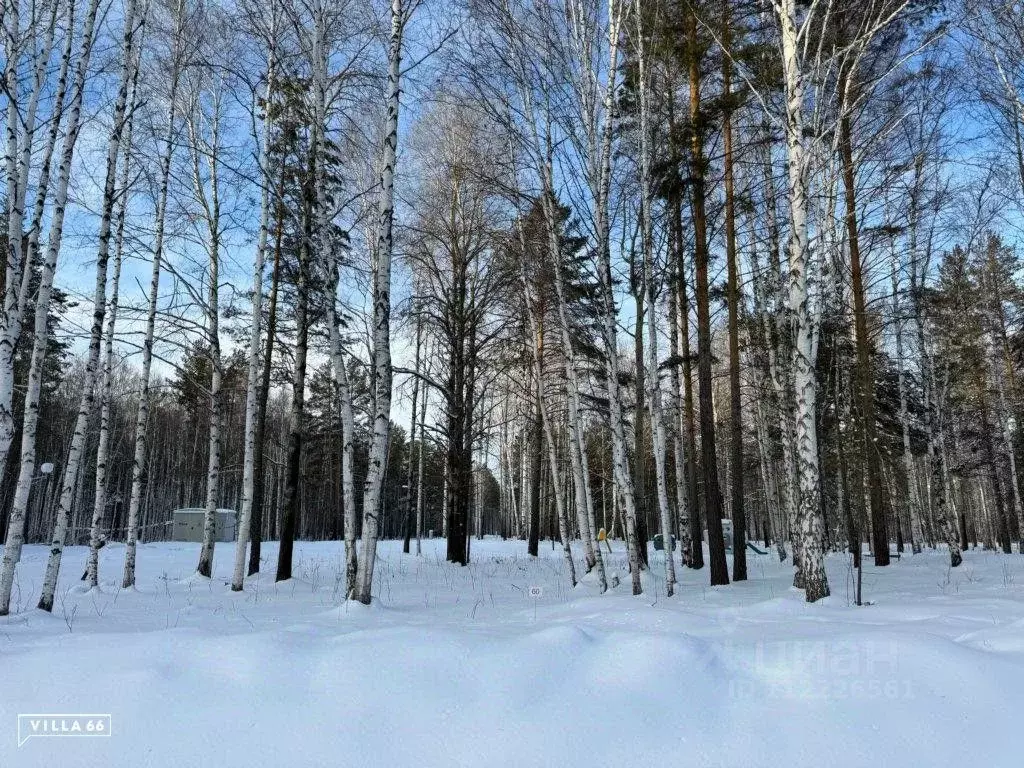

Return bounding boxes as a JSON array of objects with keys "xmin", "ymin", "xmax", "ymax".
[
  {"xmin": 4, "ymin": 0, "xmax": 1024, "ymax": 612},
  {"xmin": 7, "ymin": 0, "xmax": 1024, "ymax": 765}
]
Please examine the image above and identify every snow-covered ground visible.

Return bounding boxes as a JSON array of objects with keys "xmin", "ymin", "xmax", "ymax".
[{"xmin": 2, "ymin": 538, "xmax": 1022, "ymax": 767}]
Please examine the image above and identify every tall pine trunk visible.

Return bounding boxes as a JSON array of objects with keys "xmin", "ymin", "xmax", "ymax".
[
  {"xmin": 722, "ymin": 9, "xmax": 746, "ymax": 581},
  {"xmin": 249, "ymin": 204, "xmax": 283, "ymax": 576},
  {"xmin": 687, "ymin": 7, "xmax": 728, "ymax": 586},
  {"xmin": 839, "ymin": 91, "xmax": 888, "ymax": 566}
]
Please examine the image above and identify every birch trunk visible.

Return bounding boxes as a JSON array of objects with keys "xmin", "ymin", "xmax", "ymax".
[
  {"xmin": 123, "ymin": 0, "xmax": 185, "ymax": 589},
  {"xmin": 338, "ymin": 337, "xmax": 358, "ymax": 593},
  {"xmin": 634, "ymin": 0, "xmax": 675, "ymax": 595},
  {"xmin": 0, "ymin": 0, "xmax": 61, "ymax": 490},
  {"xmin": 891, "ymin": 237, "xmax": 923, "ymax": 554},
  {"xmin": 596, "ymin": 0, "xmax": 642, "ymax": 594},
  {"xmin": 193, "ymin": 90, "xmax": 224, "ymax": 579},
  {"xmin": 908, "ymin": 197, "xmax": 961, "ymax": 567},
  {"xmin": 519, "ymin": 258, "xmax": 577, "ymax": 588},
  {"xmin": 402, "ymin": 313, "xmax": 422, "ymax": 553},
  {"xmin": 542, "ymin": 189, "xmax": 605, "ymax": 590},
  {"xmin": 231, "ymin": 9, "xmax": 277, "ymax": 591},
  {"xmin": 760, "ymin": 134, "xmax": 794, "ymax": 563},
  {"xmin": 327, "ymin": 248, "xmax": 358, "ymax": 592},
  {"xmin": 0, "ymin": 0, "xmax": 98, "ymax": 614},
  {"xmin": 777, "ymin": 0, "xmax": 829, "ymax": 601},
  {"xmin": 667, "ymin": 260, "xmax": 693, "ymax": 567},
  {"xmin": 33, "ymin": 0, "xmax": 114, "ymax": 612},
  {"xmin": 88, "ymin": 31, "xmax": 143, "ymax": 588},
  {"xmin": 354, "ymin": 0, "xmax": 403, "ymax": 603}
]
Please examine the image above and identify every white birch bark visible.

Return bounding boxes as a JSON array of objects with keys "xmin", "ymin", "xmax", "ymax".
[
  {"xmin": 337, "ymin": 332, "xmax": 358, "ymax": 594},
  {"xmin": 987, "ymin": 317, "xmax": 1024, "ymax": 549},
  {"xmin": 123, "ymin": 0, "xmax": 186, "ymax": 589},
  {"xmin": 750, "ymin": 213, "xmax": 790, "ymax": 560},
  {"xmin": 548, "ymin": 210, "xmax": 602, "ymax": 583},
  {"xmin": 0, "ymin": 0, "xmax": 61, "ymax": 493},
  {"xmin": 88, "ymin": 29, "xmax": 143, "ymax": 588},
  {"xmin": 634, "ymin": 0, "xmax": 675, "ymax": 595},
  {"xmin": 537, "ymin": 179, "xmax": 605, "ymax": 588},
  {"xmin": 668, "ymin": 271, "xmax": 693, "ymax": 565},
  {"xmin": 595, "ymin": 0, "xmax": 642, "ymax": 594},
  {"xmin": 32, "ymin": 0, "xmax": 113, "ymax": 613},
  {"xmin": 327, "ymin": 244, "xmax": 358, "ymax": 594},
  {"xmin": 775, "ymin": 0, "xmax": 829, "ymax": 601},
  {"xmin": 890, "ymin": 234, "xmax": 923, "ymax": 554},
  {"xmin": 192, "ymin": 85, "xmax": 224, "ymax": 579},
  {"xmin": 519, "ymin": 261, "xmax": 577, "ymax": 587},
  {"xmin": 231, "ymin": 6, "xmax": 277, "ymax": 591},
  {"xmin": 556, "ymin": 0, "xmax": 641, "ymax": 590},
  {"xmin": 510, "ymin": 53, "xmax": 606, "ymax": 587},
  {"xmin": 758, "ymin": 137, "xmax": 794, "ymax": 562},
  {"xmin": 0, "ymin": 0, "xmax": 99, "ymax": 615},
  {"xmin": 907, "ymin": 178, "xmax": 962, "ymax": 566},
  {"xmin": 354, "ymin": 0, "xmax": 404, "ymax": 604}
]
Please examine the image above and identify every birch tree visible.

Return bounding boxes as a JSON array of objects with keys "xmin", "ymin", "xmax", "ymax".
[
  {"xmin": 0, "ymin": 0, "xmax": 105, "ymax": 615},
  {"xmin": 87, "ymin": 17, "xmax": 145, "ymax": 588},
  {"xmin": 38, "ymin": 0, "xmax": 145, "ymax": 611},
  {"xmin": 353, "ymin": 0, "xmax": 405, "ymax": 604},
  {"xmin": 633, "ymin": 0, "xmax": 675, "ymax": 595},
  {"xmin": 189, "ymin": 71, "xmax": 226, "ymax": 579},
  {"xmin": 0, "ymin": 0, "xmax": 62, "ymax": 489},
  {"xmin": 123, "ymin": 0, "xmax": 187, "ymax": 589},
  {"xmin": 576, "ymin": 0, "xmax": 644, "ymax": 594},
  {"xmin": 773, "ymin": 0, "xmax": 829, "ymax": 600},
  {"xmin": 231, "ymin": 0, "xmax": 277, "ymax": 592}
]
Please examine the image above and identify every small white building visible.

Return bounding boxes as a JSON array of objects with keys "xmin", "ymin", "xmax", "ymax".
[
  {"xmin": 171, "ymin": 508, "xmax": 236, "ymax": 543},
  {"xmin": 705, "ymin": 519, "xmax": 735, "ymax": 551}
]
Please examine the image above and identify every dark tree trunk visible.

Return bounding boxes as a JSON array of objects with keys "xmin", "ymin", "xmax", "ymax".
[
  {"xmin": 679, "ymin": 246, "xmax": 703, "ymax": 569},
  {"xmin": 528, "ymin": 323, "xmax": 543, "ymax": 557},
  {"xmin": 688, "ymin": 8, "xmax": 727, "ymax": 586},
  {"xmin": 276, "ymin": 212, "xmax": 310, "ymax": 582},
  {"xmin": 840, "ymin": 95, "xmax": 888, "ymax": 566},
  {"xmin": 248, "ymin": 209, "xmax": 282, "ymax": 576},
  {"xmin": 445, "ymin": 253, "xmax": 473, "ymax": 565},
  {"xmin": 722, "ymin": 17, "xmax": 745, "ymax": 581}
]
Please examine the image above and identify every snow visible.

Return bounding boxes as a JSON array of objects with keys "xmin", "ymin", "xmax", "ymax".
[{"xmin": 2, "ymin": 538, "xmax": 1023, "ymax": 767}]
